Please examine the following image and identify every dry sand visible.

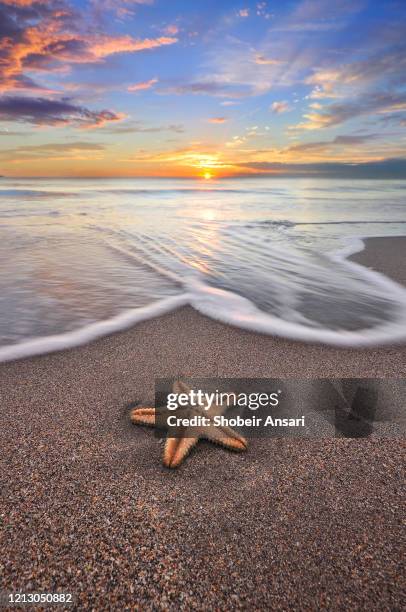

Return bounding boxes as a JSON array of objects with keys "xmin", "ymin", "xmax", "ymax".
[{"xmin": 0, "ymin": 236, "xmax": 405, "ymax": 610}]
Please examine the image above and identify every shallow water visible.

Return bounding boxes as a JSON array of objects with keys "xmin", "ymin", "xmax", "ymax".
[{"xmin": 1, "ymin": 176, "xmax": 406, "ymax": 359}]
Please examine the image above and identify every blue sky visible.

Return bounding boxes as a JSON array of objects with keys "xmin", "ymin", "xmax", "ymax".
[{"xmin": 0, "ymin": 0, "xmax": 405, "ymax": 177}]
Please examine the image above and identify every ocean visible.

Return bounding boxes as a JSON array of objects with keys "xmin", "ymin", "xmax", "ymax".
[{"xmin": 1, "ymin": 176, "xmax": 406, "ymax": 360}]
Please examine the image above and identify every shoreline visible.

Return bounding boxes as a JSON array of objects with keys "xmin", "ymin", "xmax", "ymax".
[
  {"xmin": 1, "ymin": 235, "xmax": 406, "ymax": 364},
  {"xmin": 1, "ymin": 235, "xmax": 405, "ymax": 608},
  {"xmin": 350, "ymin": 235, "xmax": 406, "ymax": 286}
]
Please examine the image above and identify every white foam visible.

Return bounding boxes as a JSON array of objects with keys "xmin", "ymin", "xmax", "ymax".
[
  {"xmin": 2, "ymin": 237, "xmax": 406, "ymax": 363},
  {"xmin": 0, "ymin": 294, "xmax": 189, "ymax": 363},
  {"xmin": 186, "ymin": 267, "xmax": 406, "ymax": 348},
  {"xmin": 332, "ymin": 236, "xmax": 366, "ymax": 260}
]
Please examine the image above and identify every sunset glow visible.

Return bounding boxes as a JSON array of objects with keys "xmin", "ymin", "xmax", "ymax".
[{"xmin": 0, "ymin": 1, "xmax": 405, "ymax": 178}]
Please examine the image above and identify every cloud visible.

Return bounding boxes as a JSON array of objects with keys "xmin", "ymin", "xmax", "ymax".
[
  {"xmin": 30, "ymin": 142, "xmax": 104, "ymax": 151},
  {"xmin": 271, "ymin": 0, "xmax": 365, "ymax": 32},
  {"xmin": 162, "ymin": 24, "xmax": 179, "ymax": 36},
  {"xmin": 120, "ymin": 146, "xmax": 228, "ymax": 170},
  {"xmin": 181, "ymin": 0, "xmax": 368, "ymax": 107},
  {"xmin": 271, "ymin": 22, "xmax": 341, "ymax": 33},
  {"xmin": 100, "ymin": 0, "xmax": 153, "ymax": 5},
  {"xmin": 0, "ymin": 129, "xmax": 29, "ymax": 135},
  {"xmin": 192, "ymin": 1, "xmax": 380, "ymax": 103},
  {"xmin": 0, "ymin": 140, "xmax": 105, "ymax": 162},
  {"xmin": 235, "ymin": 158, "xmax": 406, "ymax": 179},
  {"xmin": 286, "ymin": 133, "xmax": 380, "ymax": 153},
  {"xmin": 0, "ymin": 96, "xmax": 124, "ymax": 127},
  {"xmin": 160, "ymin": 81, "xmax": 248, "ymax": 98},
  {"xmin": 96, "ymin": 0, "xmax": 154, "ymax": 7},
  {"xmin": 127, "ymin": 78, "xmax": 158, "ymax": 92},
  {"xmin": 308, "ymin": 86, "xmax": 339, "ymax": 100},
  {"xmin": 271, "ymin": 101, "xmax": 291, "ymax": 114},
  {"xmin": 291, "ymin": 0, "xmax": 363, "ymax": 20},
  {"xmin": 0, "ymin": 1, "xmax": 177, "ymax": 94},
  {"xmin": 161, "ymin": 2, "xmax": 363, "ymax": 104},
  {"xmin": 1, "ymin": 1, "xmax": 48, "ymax": 5},
  {"xmin": 254, "ymin": 54, "xmax": 283, "ymax": 66},
  {"xmin": 88, "ymin": 36, "xmax": 177, "ymax": 59},
  {"xmin": 288, "ymin": 20, "xmax": 406, "ymax": 132},
  {"xmin": 91, "ymin": 0, "xmax": 154, "ymax": 18},
  {"xmin": 102, "ymin": 121, "xmax": 184, "ymax": 134},
  {"xmin": 291, "ymin": 92, "xmax": 406, "ymax": 130},
  {"xmin": 182, "ymin": 36, "xmax": 300, "ymax": 100},
  {"xmin": 305, "ymin": 46, "xmax": 406, "ymax": 100},
  {"xmin": 208, "ymin": 117, "xmax": 228, "ymax": 124},
  {"xmin": 378, "ymin": 112, "xmax": 406, "ymax": 128}
]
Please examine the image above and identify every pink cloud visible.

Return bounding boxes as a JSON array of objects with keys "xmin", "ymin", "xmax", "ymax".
[
  {"xmin": 0, "ymin": 12, "xmax": 177, "ymax": 93},
  {"xmin": 163, "ymin": 24, "xmax": 179, "ymax": 35},
  {"xmin": 271, "ymin": 101, "xmax": 291, "ymax": 114},
  {"xmin": 208, "ymin": 117, "xmax": 228, "ymax": 124},
  {"xmin": 1, "ymin": 0, "xmax": 47, "ymax": 5},
  {"xmin": 255, "ymin": 54, "xmax": 283, "ymax": 66},
  {"xmin": 89, "ymin": 36, "xmax": 177, "ymax": 59},
  {"xmin": 128, "ymin": 78, "xmax": 158, "ymax": 92}
]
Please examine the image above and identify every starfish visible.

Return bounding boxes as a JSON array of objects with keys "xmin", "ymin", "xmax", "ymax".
[{"xmin": 130, "ymin": 380, "xmax": 248, "ymax": 468}]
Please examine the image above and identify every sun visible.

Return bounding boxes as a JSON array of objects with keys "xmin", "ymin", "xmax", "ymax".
[{"xmin": 203, "ymin": 171, "xmax": 213, "ymax": 180}]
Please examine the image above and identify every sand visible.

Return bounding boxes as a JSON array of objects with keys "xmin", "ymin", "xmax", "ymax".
[{"xmin": 0, "ymin": 236, "xmax": 405, "ymax": 610}]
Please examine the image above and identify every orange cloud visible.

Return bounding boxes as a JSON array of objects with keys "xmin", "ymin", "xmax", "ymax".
[
  {"xmin": 0, "ymin": 6, "xmax": 177, "ymax": 93},
  {"xmin": 128, "ymin": 78, "xmax": 158, "ymax": 92},
  {"xmin": 208, "ymin": 117, "xmax": 228, "ymax": 124},
  {"xmin": 270, "ymin": 101, "xmax": 291, "ymax": 114},
  {"xmin": 1, "ymin": 0, "xmax": 47, "ymax": 5},
  {"xmin": 289, "ymin": 92, "xmax": 406, "ymax": 131},
  {"xmin": 119, "ymin": 146, "xmax": 234, "ymax": 177},
  {"xmin": 89, "ymin": 36, "xmax": 177, "ymax": 59},
  {"xmin": 163, "ymin": 24, "xmax": 179, "ymax": 35},
  {"xmin": 254, "ymin": 54, "xmax": 282, "ymax": 65}
]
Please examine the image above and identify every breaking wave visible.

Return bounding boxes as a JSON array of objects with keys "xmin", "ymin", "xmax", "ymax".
[{"xmin": 1, "ymin": 176, "xmax": 406, "ymax": 362}]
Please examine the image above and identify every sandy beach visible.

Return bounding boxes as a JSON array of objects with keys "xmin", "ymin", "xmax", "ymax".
[{"xmin": 0, "ymin": 236, "xmax": 405, "ymax": 609}]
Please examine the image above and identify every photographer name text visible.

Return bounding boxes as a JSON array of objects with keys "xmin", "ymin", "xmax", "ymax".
[{"xmin": 166, "ymin": 415, "xmax": 305, "ymax": 428}]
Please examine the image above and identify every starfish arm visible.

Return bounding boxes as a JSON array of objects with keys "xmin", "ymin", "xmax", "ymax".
[
  {"xmin": 163, "ymin": 436, "xmax": 198, "ymax": 468},
  {"xmin": 206, "ymin": 425, "xmax": 248, "ymax": 452},
  {"xmin": 172, "ymin": 380, "xmax": 192, "ymax": 395},
  {"xmin": 130, "ymin": 406, "xmax": 156, "ymax": 426},
  {"xmin": 131, "ymin": 405, "xmax": 193, "ymax": 427}
]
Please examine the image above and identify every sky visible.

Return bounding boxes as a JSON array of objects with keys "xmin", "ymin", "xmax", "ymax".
[{"xmin": 0, "ymin": 0, "xmax": 406, "ymax": 178}]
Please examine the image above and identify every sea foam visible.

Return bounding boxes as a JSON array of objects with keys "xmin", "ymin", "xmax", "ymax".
[{"xmin": 1, "ymin": 238, "xmax": 406, "ymax": 364}]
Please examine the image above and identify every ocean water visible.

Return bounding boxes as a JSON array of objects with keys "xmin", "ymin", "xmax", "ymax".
[{"xmin": 1, "ymin": 176, "xmax": 406, "ymax": 360}]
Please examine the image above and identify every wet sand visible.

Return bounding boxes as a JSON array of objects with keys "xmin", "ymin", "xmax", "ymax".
[{"xmin": 0, "ymin": 236, "xmax": 405, "ymax": 609}]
